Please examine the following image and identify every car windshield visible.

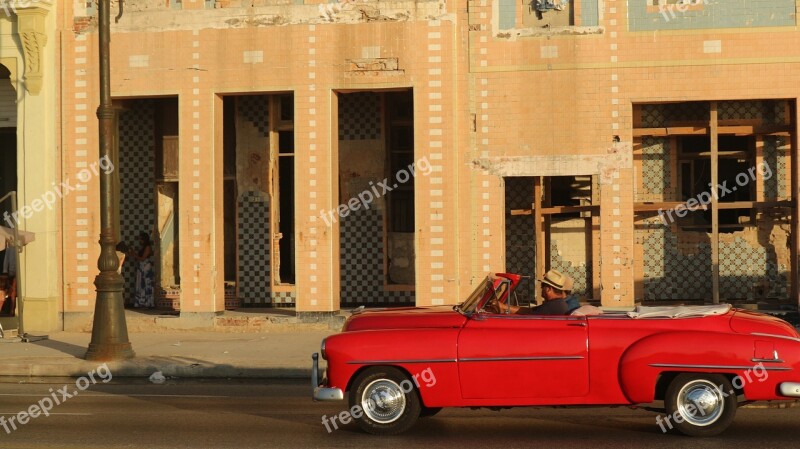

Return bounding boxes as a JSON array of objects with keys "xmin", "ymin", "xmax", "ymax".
[{"xmin": 455, "ymin": 277, "xmax": 495, "ymax": 316}]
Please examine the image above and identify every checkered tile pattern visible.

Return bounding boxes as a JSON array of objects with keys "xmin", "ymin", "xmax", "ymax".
[
  {"xmin": 550, "ymin": 241, "xmax": 592, "ymax": 299},
  {"xmin": 642, "ymin": 100, "xmax": 787, "ymax": 127},
  {"xmin": 718, "ymin": 100, "xmax": 786, "ymax": 123},
  {"xmin": 271, "ymin": 291, "xmax": 296, "ymax": 307},
  {"xmin": 762, "ymin": 136, "xmax": 787, "ymax": 200},
  {"xmin": 237, "ymin": 191, "xmax": 271, "ymax": 305},
  {"xmin": 338, "ymin": 92, "xmax": 381, "ymax": 141},
  {"xmin": 640, "ymin": 102, "xmax": 709, "ymax": 127},
  {"xmin": 638, "ymin": 220, "xmax": 788, "ymax": 300},
  {"xmin": 119, "ymin": 100, "xmax": 157, "ymax": 302},
  {"xmin": 504, "ymin": 177, "xmax": 536, "ymax": 300},
  {"xmin": 640, "ymin": 222, "xmax": 712, "ymax": 300},
  {"xmin": 340, "ymin": 208, "xmax": 415, "ymax": 306},
  {"xmin": 641, "ymin": 137, "xmax": 671, "ymax": 196},
  {"xmin": 238, "ymin": 95, "xmax": 270, "ymax": 138},
  {"xmin": 719, "ymin": 237, "xmax": 787, "ymax": 299}
]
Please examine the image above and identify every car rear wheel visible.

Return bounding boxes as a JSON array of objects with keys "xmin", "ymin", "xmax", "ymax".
[
  {"xmin": 349, "ymin": 366, "xmax": 421, "ymax": 435},
  {"xmin": 664, "ymin": 373, "xmax": 737, "ymax": 437}
]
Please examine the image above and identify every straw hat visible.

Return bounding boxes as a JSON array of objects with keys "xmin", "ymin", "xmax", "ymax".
[{"xmin": 539, "ymin": 269, "xmax": 572, "ymax": 292}]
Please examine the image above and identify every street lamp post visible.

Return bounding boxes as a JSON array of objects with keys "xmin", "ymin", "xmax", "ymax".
[{"xmin": 85, "ymin": 0, "xmax": 134, "ymax": 361}]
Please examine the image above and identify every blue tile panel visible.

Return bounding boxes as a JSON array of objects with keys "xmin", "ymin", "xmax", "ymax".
[
  {"xmin": 629, "ymin": 0, "xmax": 796, "ymax": 32},
  {"xmin": 762, "ymin": 137, "xmax": 787, "ymax": 200},
  {"xmin": 579, "ymin": 0, "xmax": 598, "ymax": 26},
  {"xmin": 505, "ymin": 177, "xmax": 537, "ymax": 301},
  {"xmin": 641, "ymin": 137, "xmax": 671, "ymax": 196},
  {"xmin": 499, "ymin": 0, "xmax": 517, "ymax": 30}
]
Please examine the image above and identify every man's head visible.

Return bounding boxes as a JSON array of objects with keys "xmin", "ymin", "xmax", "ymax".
[{"xmin": 539, "ymin": 269, "xmax": 572, "ymax": 301}]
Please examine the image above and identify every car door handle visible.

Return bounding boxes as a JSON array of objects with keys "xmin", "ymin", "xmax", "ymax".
[{"xmin": 568, "ymin": 322, "xmax": 587, "ymax": 327}]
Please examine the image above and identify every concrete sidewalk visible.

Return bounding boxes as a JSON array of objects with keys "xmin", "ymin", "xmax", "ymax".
[{"xmin": 0, "ymin": 329, "xmax": 334, "ymax": 380}]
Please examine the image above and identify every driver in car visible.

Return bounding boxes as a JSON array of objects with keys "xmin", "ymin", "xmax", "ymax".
[{"xmin": 490, "ymin": 269, "xmax": 577, "ymax": 315}]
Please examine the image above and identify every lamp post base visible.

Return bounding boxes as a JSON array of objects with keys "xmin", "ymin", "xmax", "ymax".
[{"xmin": 85, "ymin": 341, "xmax": 135, "ymax": 361}]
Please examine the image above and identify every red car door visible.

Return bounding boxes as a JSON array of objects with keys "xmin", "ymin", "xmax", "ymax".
[{"xmin": 457, "ymin": 313, "xmax": 590, "ymax": 399}]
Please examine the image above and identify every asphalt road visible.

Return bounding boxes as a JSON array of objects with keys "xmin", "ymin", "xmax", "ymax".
[{"xmin": 1, "ymin": 378, "xmax": 798, "ymax": 448}]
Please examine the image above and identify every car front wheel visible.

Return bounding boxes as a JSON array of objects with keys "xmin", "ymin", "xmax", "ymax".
[
  {"xmin": 664, "ymin": 373, "xmax": 737, "ymax": 437},
  {"xmin": 349, "ymin": 366, "xmax": 421, "ymax": 435}
]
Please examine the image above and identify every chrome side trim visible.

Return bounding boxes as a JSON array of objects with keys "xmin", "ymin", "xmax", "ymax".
[
  {"xmin": 650, "ymin": 363, "xmax": 791, "ymax": 371},
  {"xmin": 460, "ymin": 356, "xmax": 584, "ymax": 362},
  {"xmin": 751, "ymin": 332, "xmax": 800, "ymax": 343},
  {"xmin": 483, "ymin": 315, "xmax": 587, "ymax": 322},
  {"xmin": 779, "ymin": 382, "xmax": 800, "ymax": 397},
  {"xmin": 752, "ymin": 358, "xmax": 785, "ymax": 363},
  {"xmin": 347, "ymin": 358, "xmax": 457, "ymax": 365}
]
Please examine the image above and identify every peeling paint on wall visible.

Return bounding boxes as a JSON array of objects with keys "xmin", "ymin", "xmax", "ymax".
[{"xmin": 76, "ymin": 0, "xmax": 448, "ymax": 33}]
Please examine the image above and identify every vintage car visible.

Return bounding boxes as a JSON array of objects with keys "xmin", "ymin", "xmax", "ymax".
[{"xmin": 311, "ymin": 273, "xmax": 800, "ymax": 436}]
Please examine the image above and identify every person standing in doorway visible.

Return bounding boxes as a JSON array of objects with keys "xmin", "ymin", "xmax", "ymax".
[
  {"xmin": 130, "ymin": 232, "xmax": 155, "ymax": 309},
  {"xmin": 1, "ymin": 237, "xmax": 16, "ymax": 316}
]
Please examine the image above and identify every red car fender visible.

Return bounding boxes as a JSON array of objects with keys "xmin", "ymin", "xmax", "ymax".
[
  {"xmin": 324, "ymin": 328, "xmax": 462, "ymax": 407},
  {"xmin": 618, "ymin": 331, "xmax": 767, "ymax": 403}
]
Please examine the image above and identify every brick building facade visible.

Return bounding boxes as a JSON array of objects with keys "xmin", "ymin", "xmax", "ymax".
[{"xmin": 2, "ymin": 0, "xmax": 799, "ymax": 331}]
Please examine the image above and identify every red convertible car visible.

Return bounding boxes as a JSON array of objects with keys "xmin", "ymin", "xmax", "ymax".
[{"xmin": 312, "ymin": 273, "xmax": 800, "ymax": 436}]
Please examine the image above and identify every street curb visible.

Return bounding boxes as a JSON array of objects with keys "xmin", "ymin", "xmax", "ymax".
[{"xmin": 0, "ymin": 359, "xmax": 311, "ymax": 380}]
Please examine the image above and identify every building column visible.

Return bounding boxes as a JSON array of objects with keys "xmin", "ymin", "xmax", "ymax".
[{"xmin": 13, "ymin": 3, "xmax": 59, "ymax": 332}]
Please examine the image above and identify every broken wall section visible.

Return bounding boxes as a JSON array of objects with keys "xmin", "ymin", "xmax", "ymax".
[{"xmin": 633, "ymin": 100, "xmax": 792, "ymax": 302}]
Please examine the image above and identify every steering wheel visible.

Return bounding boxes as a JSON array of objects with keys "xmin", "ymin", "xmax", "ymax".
[{"xmin": 483, "ymin": 296, "xmax": 502, "ymax": 314}]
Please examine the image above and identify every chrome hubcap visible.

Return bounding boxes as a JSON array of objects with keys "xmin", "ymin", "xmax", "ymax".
[
  {"xmin": 677, "ymin": 379, "xmax": 724, "ymax": 426},
  {"xmin": 361, "ymin": 378, "xmax": 407, "ymax": 424}
]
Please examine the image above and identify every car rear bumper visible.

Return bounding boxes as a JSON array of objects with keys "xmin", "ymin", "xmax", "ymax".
[
  {"xmin": 779, "ymin": 382, "xmax": 800, "ymax": 397},
  {"xmin": 312, "ymin": 352, "xmax": 343, "ymax": 401}
]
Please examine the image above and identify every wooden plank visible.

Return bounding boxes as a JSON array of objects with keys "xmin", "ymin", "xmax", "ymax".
[
  {"xmin": 718, "ymin": 125, "xmax": 793, "ymax": 135},
  {"xmin": 632, "ymin": 124, "xmax": 791, "ymax": 138},
  {"xmin": 792, "ymin": 100, "xmax": 799, "ymax": 305},
  {"xmin": 534, "ymin": 177, "xmax": 544, "ymax": 287},
  {"xmin": 538, "ymin": 205, "xmax": 600, "ymax": 215},
  {"xmin": 667, "ymin": 126, "xmax": 709, "ymax": 135},
  {"xmin": 718, "ymin": 201, "xmax": 791, "ymax": 210},
  {"xmin": 543, "ymin": 177, "xmax": 552, "ymax": 294},
  {"xmin": 632, "ymin": 128, "xmax": 668, "ymax": 137},
  {"xmin": 678, "ymin": 151, "xmax": 747, "ymax": 159},
  {"xmin": 710, "ymin": 102, "xmax": 719, "ymax": 304},
  {"xmin": 633, "ymin": 201, "xmax": 791, "ymax": 212}
]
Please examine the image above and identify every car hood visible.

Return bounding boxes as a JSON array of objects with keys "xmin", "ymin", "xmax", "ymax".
[
  {"xmin": 343, "ymin": 306, "xmax": 467, "ymax": 331},
  {"xmin": 729, "ymin": 309, "xmax": 800, "ymax": 338}
]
